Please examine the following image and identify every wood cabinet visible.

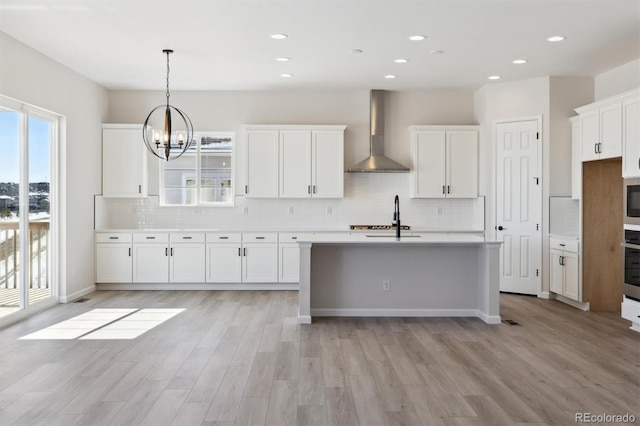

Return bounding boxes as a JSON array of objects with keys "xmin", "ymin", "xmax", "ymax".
[
  {"xmin": 577, "ymin": 100, "xmax": 623, "ymax": 162},
  {"xmin": 95, "ymin": 233, "xmax": 132, "ymax": 283},
  {"xmin": 570, "ymin": 116, "xmax": 582, "ymax": 199},
  {"xmin": 244, "ymin": 125, "xmax": 346, "ymax": 199},
  {"xmin": 409, "ymin": 126, "xmax": 478, "ymax": 198},
  {"xmin": 622, "ymin": 95, "xmax": 640, "ymax": 178},
  {"xmin": 102, "ymin": 124, "xmax": 147, "ymax": 198},
  {"xmin": 550, "ymin": 237, "xmax": 580, "ymax": 301}
]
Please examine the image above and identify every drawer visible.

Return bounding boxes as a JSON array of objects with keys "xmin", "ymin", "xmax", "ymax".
[
  {"xmin": 279, "ymin": 232, "xmax": 313, "ymax": 242},
  {"xmin": 550, "ymin": 238, "xmax": 579, "ymax": 253},
  {"xmin": 96, "ymin": 233, "xmax": 132, "ymax": 243},
  {"xmin": 170, "ymin": 233, "xmax": 205, "ymax": 243},
  {"xmin": 622, "ymin": 297, "xmax": 640, "ymax": 322},
  {"xmin": 206, "ymin": 233, "xmax": 242, "ymax": 243},
  {"xmin": 133, "ymin": 233, "xmax": 169, "ymax": 243},
  {"xmin": 243, "ymin": 232, "xmax": 278, "ymax": 243}
]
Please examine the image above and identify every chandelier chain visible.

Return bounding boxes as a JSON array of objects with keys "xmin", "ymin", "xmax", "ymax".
[{"xmin": 166, "ymin": 51, "xmax": 171, "ymax": 103}]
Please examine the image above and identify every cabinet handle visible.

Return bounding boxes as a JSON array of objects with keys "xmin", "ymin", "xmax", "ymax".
[
  {"xmin": 220, "ymin": 236, "xmax": 229, "ymax": 240},
  {"xmin": 128, "ymin": 248, "xmax": 131, "ymax": 257},
  {"xmin": 292, "ymin": 237, "xmax": 297, "ymax": 240},
  {"xmin": 182, "ymin": 236, "xmax": 192, "ymax": 240},
  {"xmin": 442, "ymin": 186, "xmax": 446, "ymax": 194},
  {"xmin": 255, "ymin": 236, "xmax": 265, "ymax": 240},
  {"xmin": 638, "ymin": 157, "xmax": 640, "ymax": 169},
  {"xmin": 138, "ymin": 184, "xmax": 142, "ymax": 194},
  {"xmin": 594, "ymin": 143, "xmax": 598, "ymax": 154},
  {"xmin": 559, "ymin": 243, "xmax": 565, "ymax": 247},
  {"xmin": 165, "ymin": 247, "xmax": 168, "ymax": 256},
  {"xmin": 238, "ymin": 247, "xmax": 241, "ymax": 256},
  {"xmin": 244, "ymin": 248, "xmax": 246, "ymax": 256},
  {"xmin": 146, "ymin": 236, "xmax": 155, "ymax": 239},
  {"xmin": 447, "ymin": 185, "xmax": 450, "ymax": 194},
  {"xmin": 245, "ymin": 185, "xmax": 248, "ymax": 194},
  {"xmin": 308, "ymin": 185, "xmax": 311, "ymax": 194},
  {"xmin": 170, "ymin": 248, "xmax": 173, "ymax": 256},
  {"xmin": 313, "ymin": 185, "xmax": 316, "ymax": 194},
  {"xmin": 109, "ymin": 237, "xmax": 119, "ymax": 240}
]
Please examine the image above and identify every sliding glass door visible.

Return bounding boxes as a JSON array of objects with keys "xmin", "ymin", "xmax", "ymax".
[{"xmin": 0, "ymin": 100, "xmax": 57, "ymax": 319}]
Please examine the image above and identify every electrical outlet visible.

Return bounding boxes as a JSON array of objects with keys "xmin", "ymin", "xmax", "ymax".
[
  {"xmin": 243, "ymin": 206, "xmax": 249, "ymax": 214},
  {"xmin": 288, "ymin": 206, "xmax": 294, "ymax": 215},
  {"xmin": 326, "ymin": 207, "xmax": 332, "ymax": 215},
  {"xmin": 437, "ymin": 207, "xmax": 443, "ymax": 216},
  {"xmin": 383, "ymin": 280, "xmax": 390, "ymax": 291}
]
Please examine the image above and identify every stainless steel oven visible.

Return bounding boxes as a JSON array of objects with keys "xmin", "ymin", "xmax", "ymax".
[
  {"xmin": 623, "ymin": 229, "xmax": 640, "ymax": 300},
  {"xmin": 624, "ymin": 178, "xmax": 640, "ymax": 226}
]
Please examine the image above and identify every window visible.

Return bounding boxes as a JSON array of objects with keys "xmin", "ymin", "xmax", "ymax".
[{"xmin": 160, "ymin": 131, "xmax": 234, "ymax": 206}]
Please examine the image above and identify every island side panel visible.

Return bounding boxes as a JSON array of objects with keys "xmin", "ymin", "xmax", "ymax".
[
  {"xmin": 298, "ymin": 242, "xmax": 312, "ymax": 324},
  {"xmin": 309, "ymin": 244, "xmax": 480, "ymax": 316},
  {"xmin": 476, "ymin": 244, "xmax": 502, "ymax": 324}
]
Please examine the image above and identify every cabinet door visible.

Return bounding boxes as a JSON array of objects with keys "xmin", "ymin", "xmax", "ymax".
[
  {"xmin": 102, "ymin": 126, "xmax": 147, "ymax": 197},
  {"xmin": 206, "ymin": 244, "xmax": 242, "ymax": 283},
  {"xmin": 242, "ymin": 243, "xmax": 278, "ymax": 283},
  {"xmin": 279, "ymin": 243, "xmax": 300, "ymax": 282},
  {"xmin": 312, "ymin": 130, "xmax": 344, "ymax": 198},
  {"xmin": 170, "ymin": 243, "xmax": 205, "ymax": 282},
  {"xmin": 550, "ymin": 249, "xmax": 564, "ymax": 294},
  {"xmin": 562, "ymin": 252, "xmax": 579, "ymax": 301},
  {"xmin": 599, "ymin": 103, "xmax": 622, "ymax": 160},
  {"xmin": 446, "ymin": 131, "xmax": 478, "ymax": 198},
  {"xmin": 580, "ymin": 111, "xmax": 600, "ymax": 162},
  {"xmin": 411, "ymin": 131, "xmax": 446, "ymax": 198},
  {"xmin": 571, "ymin": 117, "xmax": 582, "ymax": 199},
  {"xmin": 96, "ymin": 243, "xmax": 132, "ymax": 283},
  {"xmin": 279, "ymin": 130, "xmax": 312, "ymax": 198},
  {"xmin": 623, "ymin": 97, "xmax": 640, "ymax": 178},
  {"xmin": 245, "ymin": 130, "xmax": 279, "ymax": 198},
  {"xmin": 133, "ymin": 243, "xmax": 169, "ymax": 283}
]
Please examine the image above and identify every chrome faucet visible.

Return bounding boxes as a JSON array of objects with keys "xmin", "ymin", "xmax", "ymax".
[{"xmin": 393, "ymin": 195, "xmax": 401, "ymax": 238}]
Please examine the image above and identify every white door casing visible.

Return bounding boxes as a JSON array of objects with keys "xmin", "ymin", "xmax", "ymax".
[{"xmin": 496, "ymin": 118, "xmax": 542, "ymax": 296}]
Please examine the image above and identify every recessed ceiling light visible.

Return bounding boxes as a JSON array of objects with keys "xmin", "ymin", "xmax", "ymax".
[
  {"xmin": 350, "ymin": 49, "xmax": 363, "ymax": 54},
  {"xmin": 276, "ymin": 57, "xmax": 291, "ymax": 62},
  {"xmin": 488, "ymin": 75, "xmax": 501, "ymax": 80},
  {"xmin": 385, "ymin": 75, "xmax": 397, "ymax": 79},
  {"xmin": 430, "ymin": 50, "xmax": 444, "ymax": 55},
  {"xmin": 271, "ymin": 34, "xmax": 288, "ymax": 40},
  {"xmin": 547, "ymin": 35, "xmax": 565, "ymax": 42},
  {"xmin": 394, "ymin": 59, "xmax": 409, "ymax": 64},
  {"xmin": 512, "ymin": 59, "xmax": 527, "ymax": 64},
  {"xmin": 280, "ymin": 73, "xmax": 293, "ymax": 78},
  {"xmin": 409, "ymin": 35, "xmax": 426, "ymax": 41}
]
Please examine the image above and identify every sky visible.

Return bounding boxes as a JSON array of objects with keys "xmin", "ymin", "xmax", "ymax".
[{"xmin": 0, "ymin": 110, "xmax": 51, "ymax": 184}]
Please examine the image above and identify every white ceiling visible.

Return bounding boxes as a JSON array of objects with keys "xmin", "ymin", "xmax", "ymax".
[{"xmin": 1, "ymin": 0, "xmax": 639, "ymax": 91}]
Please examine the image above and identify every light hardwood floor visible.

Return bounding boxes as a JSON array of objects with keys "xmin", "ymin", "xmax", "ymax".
[{"xmin": 0, "ymin": 290, "xmax": 638, "ymax": 426}]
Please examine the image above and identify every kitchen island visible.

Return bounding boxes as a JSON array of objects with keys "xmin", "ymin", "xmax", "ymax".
[{"xmin": 297, "ymin": 234, "xmax": 502, "ymax": 324}]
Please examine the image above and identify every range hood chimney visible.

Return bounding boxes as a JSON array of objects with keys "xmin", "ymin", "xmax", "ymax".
[{"xmin": 348, "ymin": 90, "xmax": 410, "ymax": 173}]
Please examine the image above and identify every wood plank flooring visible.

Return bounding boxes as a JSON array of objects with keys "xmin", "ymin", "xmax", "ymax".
[{"xmin": 0, "ymin": 290, "xmax": 638, "ymax": 425}]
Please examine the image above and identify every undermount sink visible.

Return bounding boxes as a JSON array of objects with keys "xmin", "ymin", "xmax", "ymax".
[{"xmin": 365, "ymin": 234, "xmax": 422, "ymax": 238}]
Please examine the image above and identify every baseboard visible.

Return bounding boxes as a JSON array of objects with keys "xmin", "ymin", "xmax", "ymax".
[
  {"xmin": 476, "ymin": 311, "xmax": 502, "ymax": 324},
  {"xmin": 96, "ymin": 283, "xmax": 299, "ymax": 291},
  {"xmin": 311, "ymin": 308, "xmax": 481, "ymax": 318},
  {"xmin": 539, "ymin": 291, "xmax": 551, "ymax": 299},
  {"xmin": 298, "ymin": 313, "xmax": 312, "ymax": 324},
  {"xmin": 555, "ymin": 294, "xmax": 590, "ymax": 311},
  {"xmin": 59, "ymin": 284, "xmax": 96, "ymax": 303}
]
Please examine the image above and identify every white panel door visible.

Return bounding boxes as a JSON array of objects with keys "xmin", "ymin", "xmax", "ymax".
[
  {"xmin": 242, "ymin": 243, "xmax": 278, "ymax": 283},
  {"xmin": 279, "ymin": 130, "xmax": 312, "ymax": 198},
  {"xmin": 411, "ymin": 131, "xmax": 446, "ymax": 197},
  {"xmin": 312, "ymin": 130, "xmax": 344, "ymax": 198},
  {"xmin": 496, "ymin": 119, "xmax": 541, "ymax": 295},
  {"xmin": 170, "ymin": 244, "xmax": 205, "ymax": 283},
  {"xmin": 245, "ymin": 130, "xmax": 279, "ymax": 198},
  {"xmin": 133, "ymin": 243, "xmax": 169, "ymax": 283},
  {"xmin": 599, "ymin": 103, "xmax": 622, "ymax": 159},
  {"xmin": 563, "ymin": 252, "xmax": 579, "ymax": 301},
  {"xmin": 446, "ymin": 130, "xmax": 478, "ymax": 198},
  {"xmin": 623, "ymin": 98, "xmax": 640, "ymax": 178},
  {"xmin": 549, "ymin": 249, "xmax": 564, "ymax": 294},
  {"xmin": 96, "ymin": 244, "xmax": 132, "ymax": 283},
  {"xmin": 580, "ymin": 111, "xmax": 600, "ymax": 162},
  {"xmin": 206, "ymin": 244, "xmax": 242, "ymax": 283}
]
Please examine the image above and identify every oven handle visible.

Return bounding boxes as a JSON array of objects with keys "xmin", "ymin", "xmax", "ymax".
[{"xmin": 621, "ymin": 242, "xmax": 640, "ymax": 250}]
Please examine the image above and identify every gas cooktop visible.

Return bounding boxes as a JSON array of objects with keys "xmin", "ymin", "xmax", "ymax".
[{"xmin": 349, "ymin": 225, "xmax": 412, "ymax": 231}]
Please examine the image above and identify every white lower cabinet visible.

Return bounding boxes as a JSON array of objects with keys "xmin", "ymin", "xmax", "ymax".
[
  {"xmin": 206, "ymin": 233, "xmax": 242, "ymax": 283},
  {"xmin": 549, "ymin": 238, "xmax": 580, "ymax": 301},
  {"xmin": 169, "ymin": 233, "xmax": 206, "ymax": 283},
  {"xmin": 132, "ymin": 233, "xmax": 169, "ymax": 282},
  {"xmin": 278, "ymin": 233, "xmax": 311, "ymax": 282},
  {"xmin": 242, "ymin": 233, "xmax": 278, "ymax": 283},
  {"xmin": 96, "ymin": 233, "xmax": 132, "ymax": 283}
]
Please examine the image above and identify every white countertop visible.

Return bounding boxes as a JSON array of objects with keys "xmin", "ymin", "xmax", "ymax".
[
  {"xmin": 95, "ymin": 228, "xmax": 485, "ymax": 234},
  {"xmin": 297, "ymin": 233, "xmax": 500, "ymax": 245}
]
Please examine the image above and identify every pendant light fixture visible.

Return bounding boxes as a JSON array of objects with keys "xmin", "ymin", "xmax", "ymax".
[{"xmin": 142, "ymin": 49, "xmax": 194, "ymax": 161}]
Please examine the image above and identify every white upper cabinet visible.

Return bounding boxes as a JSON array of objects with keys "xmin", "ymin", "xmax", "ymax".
[
  {"xmin": 623, "ymin": 95, "xmax": 640, "ymax": 178},
  {"xmin": 409, "ymin": 126, "xmax": 478, "ymax": 198},
  {"xmin": 102, "ymin": 124, "xmax": 148, "ymax": 198},
  {"xmin": 245, "ymin": 129, "xmax": 279, "ymax": 198},
  {"xmin": 245, "ymin": 125, "xmax": 346, "ymax": 199},
  {"xmin": 577, "ymin": 94, "xmax": 630, "ymax": 162}
]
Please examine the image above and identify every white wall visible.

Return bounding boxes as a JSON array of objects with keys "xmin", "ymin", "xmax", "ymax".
[
  {"xmin": 594, "ymin": 58, "xmax": 640, "ymax": 101},
  {"xmin": 0, "ymin": 32, "xmax": 108, "ymax": 301}
]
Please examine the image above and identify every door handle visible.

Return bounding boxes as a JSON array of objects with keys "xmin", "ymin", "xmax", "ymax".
[{"xmin": 496, "ymin": 226, "xmax": 506, "ymax": 231}]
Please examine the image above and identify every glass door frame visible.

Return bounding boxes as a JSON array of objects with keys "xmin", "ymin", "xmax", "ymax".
[{"xmin": 0, "ymin": 95, "xmax": 59, "ymax": 324}]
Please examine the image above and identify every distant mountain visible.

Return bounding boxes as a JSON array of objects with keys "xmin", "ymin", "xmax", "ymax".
[{"xmin": 0, "ymin": 182, "xmax": 49, "ymax": 197}]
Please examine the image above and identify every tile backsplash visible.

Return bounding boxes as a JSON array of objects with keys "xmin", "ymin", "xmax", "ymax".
[{"xmin": 96, "ymin": 174, "xmax": 485, "ymax": 231}]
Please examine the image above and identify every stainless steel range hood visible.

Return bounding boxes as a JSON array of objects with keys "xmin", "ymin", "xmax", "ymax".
[{"xmin": 348, "ymin": 90, "xmax": 409, "ymax": 173}]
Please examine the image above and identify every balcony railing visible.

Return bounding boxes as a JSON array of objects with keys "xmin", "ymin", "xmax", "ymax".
[{"xmin": 0, "ymin": 221, "xmax": 50, "ymax": 290}]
